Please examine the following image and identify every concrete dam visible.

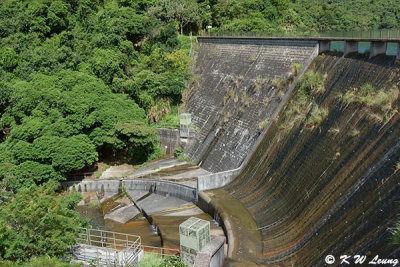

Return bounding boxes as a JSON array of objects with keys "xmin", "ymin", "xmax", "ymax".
[{"xmin": 187, "ymin": 37, "xmax": 400, "ymax": 265}]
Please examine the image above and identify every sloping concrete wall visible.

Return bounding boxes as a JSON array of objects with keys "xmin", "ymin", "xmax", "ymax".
[
  {"xmin": 197, "ymin": 41, "xmax": 320, "ymax": 191},
  {"xmin": 185, "ymin": 37, "xmax": 318, "ymax": 173}
]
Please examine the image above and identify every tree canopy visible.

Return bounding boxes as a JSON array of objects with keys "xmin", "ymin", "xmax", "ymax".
[{"xmin": 0, "ymin": 181, "xmax": 87, "ymax": 261}]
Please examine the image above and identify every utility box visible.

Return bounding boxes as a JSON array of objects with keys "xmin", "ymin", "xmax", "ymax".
[
  {"xmin": 179, "ymin": 113, "xmax": 191, "ymax": 138},
  {"xmin": 180, "ymin": 217, "xmax": 211, "ymax": 266}
]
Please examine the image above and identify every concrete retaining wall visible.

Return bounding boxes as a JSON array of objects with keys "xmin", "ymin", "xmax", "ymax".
[
  {"xmin": 62, "ymin": 179, "xmax": 198, "ymax": 203},
  {"xmin": 197, "ymin": 167, "xmax": 241, "ymax": 191},
  {"xmin": 197, "ymin": 192, "xmax": 234, "ymax": 258},
  {"xmin": 157, "ymin": 128, "xmax": 180, "ymax": 155},
  {"xmin": 122, "ymin": 179, "xmax": 197, "ymax": 203},
  {"xmin": 62, "ymin": 180, "xmax": 121, "ymax": 193}
]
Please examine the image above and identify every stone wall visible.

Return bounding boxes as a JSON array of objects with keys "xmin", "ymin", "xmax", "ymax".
[{"xmin": 185, "ymin": 37, "xmax": 318, "ymax": 173}]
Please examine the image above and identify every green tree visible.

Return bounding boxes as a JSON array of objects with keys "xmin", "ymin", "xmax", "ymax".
[
  {"xmin": 104, "ymin": 120, "xmax": 162, "ymax": 162},
  {"xmin": 0, "ymin": 181, "xmax": 87, "ymax": 261},
  {"xmin": 149, "ymin": 0, "xmax": 202, "ymax": 34}
]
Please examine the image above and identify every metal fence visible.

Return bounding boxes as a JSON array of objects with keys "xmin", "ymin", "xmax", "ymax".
[
  {"xmin": 73, "ymin": 228, "xmax": 182, "ymax": 266},
  {"xmin": 74, "ymin": 228, "xmax": 142, "ymax": 266},
  {"xmin": 203, "ymin": 29, "xmax": 400, "ymax": 40}
]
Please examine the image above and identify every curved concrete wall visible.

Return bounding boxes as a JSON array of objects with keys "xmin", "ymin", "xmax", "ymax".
[
  {"xmin": 63, "ymin": 179, "xmax": 197, "ymax": 203},
  {"xmin": 122, "ymin": 179, "xmax": 197, "ymax": 203},
  {"xmin": 185, "ymin": 37, "xmax": 318, "ymax": 173},
  {"xmin": 223, "ymin": 54, "xmax": 400, "ymax": 265}
]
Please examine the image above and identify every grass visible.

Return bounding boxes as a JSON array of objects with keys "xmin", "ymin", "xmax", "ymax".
[
  {"xmin": 94, "ymin": 162, "xmax": 110, "ymax": 178},
  {"xmin": 241, "ymin": 91, "xmax": 250, "ymax": 107},
  {"xmin": 280, "ymin": 70, "xmax": 329, "ymax": 131},
  {"xmin": 339, "ymin": 84, "xmax": 399, "ymax": 124},
  {"xmin": 87, "ymin": 200, "xmax": 100, "ymax": 207},
  {"xmin": 258, "ymin": 119, "xmax": 269, "ymax": 130},
  {"xmin": 271, "ymin": 77, "xmax": 281, "ymax": 87},
  {"xmin": 287, "ymin": 63, "xmax": 303, "ymax": 80},
  {"xmin": 151, "ymin": 105, "xmax": 180, "ymax": 129},
  {"xmin": 307, "ymin": 105, "xmax": 329, "ymax": 127},
  {"xmin": 139, "ymin": 253, "xmax": 163, "ymax": 267},
  {"xmin": 175, "ymin": 147, "xmax": 191, "ymax": 162}
]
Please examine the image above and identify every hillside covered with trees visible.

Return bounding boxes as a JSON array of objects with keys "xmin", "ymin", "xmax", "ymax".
[{"xmin": 0, "ymin": 0, "xmax": 399, "ymax": 265}]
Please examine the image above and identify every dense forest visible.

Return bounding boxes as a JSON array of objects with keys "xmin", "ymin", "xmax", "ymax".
[{"xmin": 0, "ymin": 0, "xmax": 399, "ymax": 265}]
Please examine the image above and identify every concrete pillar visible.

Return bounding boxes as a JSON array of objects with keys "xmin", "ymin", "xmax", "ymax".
[
  {"xmin": 344, "ymin": 41, "xmax": 358, "ymax": 56},
  {"xmin": 397, "ymin": 43, "xmax": 400, "ymax": 60},
  {"xmin": 319, "ymin": 40, "xmax": 330, "ymax": 54},
  {"xmin": 370, "ymin": 41, "xmax": 387, "ymax": 58}
]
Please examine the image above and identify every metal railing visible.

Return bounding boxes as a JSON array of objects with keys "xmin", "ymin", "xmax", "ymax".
[
  {"xmin": 74, "ymin": 228, "xmax": 183, "ymax": 266},
  {"xmin": 74, "ymin": 228, "xmax": 143, "ymax": 266},
  {"xmin": 203, "ymin": 29, "xmax": 400, "ymax": 40},
  {"xmin": 142, "ymin": 245, "xmax": 180, "ymax": 258},
  {"xmin": 77, "ymin": 228, "xmax": 141, "ymax": 250}
]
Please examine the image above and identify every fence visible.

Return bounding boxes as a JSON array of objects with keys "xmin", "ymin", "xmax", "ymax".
[
  {"xmin": 204, "ymin": 29, "xmax": 400, "ymax": 40},
  {"xmin": 74, "ymin": 228, "xmax": 142, "ymax": 266},
  {"xmin": 74, "ymin": 228, "xmax": 182, "ymax": 266}
]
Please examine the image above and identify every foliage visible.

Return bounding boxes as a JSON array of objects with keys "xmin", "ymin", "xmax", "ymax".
[
  {"xmin": 104, "ymin": 120, "xmax": 162, "ymax": 162},
  {"xmin": 0, "ymin": 256, "xmax": 82, "ymax": 267},
  {"xmin": 339, "ymin": 84, "xmax": 399, "ymax": 124},
  {"xmin": 159, "ymin": 255, "xmax": 187, "ymax": 267},
  {"xmin": 281, "ymin": 70, "xmax": 328, "ymax": 131},
  {"xmin": 0, "ymin": 181, "xmax": 87, "ymax": 261},
  {"xmin": 0, "ymin": 0, "xmax": 194, "ymax": 189},
  {"xmin": 138, "ymin": 253, "xmax": 163, "ymax": 267}
]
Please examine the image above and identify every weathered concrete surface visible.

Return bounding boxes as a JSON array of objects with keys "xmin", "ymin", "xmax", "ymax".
[
  {"xmin": 197, "ymin": 167, "xmax": 241, "ymax": 191},
  {"xmin": 194, "ymin": 236, "xmax": 226, "ymax": 267},
  {"xmin": 223, "ymin": 54, "xmax": 400, "ymax": 265},
  {"xmin": 104, "ymin": 204, "xmax": 141, "ymax": 224},
  {"xmin": 157, "ymin": 128, "xmax": 181, "ymax": 155},
  {"xmin": 128, "ymin": 157, "xmax": 186, "ymax": 179},
  {"xmin": 196, "ymin": 42, "xmax": 319, "ymax": 191},
  {"xmin": 136, "ymin": 194, "xmax": 191, "ymax": 216},
  {"xmin": 100, "ymin": 164, "xmax": 134, "ymax": 179},
  {"xmin": 185, "ymin": 38, "xmax": 319, "ymax": 173},
  {"xmin": 370, "ymin": 41, "xmax": 387, "ymax": 58},
  {"xmin": 344, "ymin": 40, "xmax": 358, "ymax": 56},
  {"xmin": 63, "ymin": 176, "xmax": 198, "ymax": 203},
  {"xmin": 122, "ymin": 179, "xmax": 198, "ymax": 203},
  {"xmin": 319, "ymin": 40, "xmax": 331, "ymax": 53}
]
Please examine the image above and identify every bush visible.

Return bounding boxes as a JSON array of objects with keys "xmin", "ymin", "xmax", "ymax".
[{"xmin": 0, "ymin": 181, "xmax": 87, "ymax": 261}]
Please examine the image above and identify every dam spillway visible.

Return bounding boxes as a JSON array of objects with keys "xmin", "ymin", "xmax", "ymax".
[{"xmin": 220, "ymin": 53, "xmax": 400, "ymax": 265}]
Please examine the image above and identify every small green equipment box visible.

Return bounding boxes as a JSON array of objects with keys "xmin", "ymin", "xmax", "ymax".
[{"xmin": 179, "ymin": 217, "xmax": 211, "ymax": 265}]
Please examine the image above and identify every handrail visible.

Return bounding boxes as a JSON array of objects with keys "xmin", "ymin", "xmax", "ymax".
[{"xmin": 201, "ymin": 29, "xmax": 400, "ymax": 40}]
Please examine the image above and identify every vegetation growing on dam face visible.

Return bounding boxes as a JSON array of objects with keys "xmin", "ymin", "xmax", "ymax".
[
  {"xmin": 224, "ymin": 54, "xmax": 400, "ymax": 265},
  {"xmin": 281, "ymin": 70, "xmax": 328, "ymax": 131}
]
